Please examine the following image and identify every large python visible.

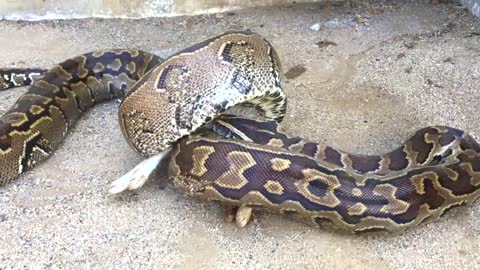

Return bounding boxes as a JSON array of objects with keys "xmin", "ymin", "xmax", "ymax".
[
  {"xmin": 0, "ymin": 49, "xmax": 163, "ymax": 182},
  {"xmin": 0, "ymin": 31, "xmax": 286, "ymax": 184},
  {"xmin": 161, "ymin": 115, "xmax": 480, "ymax": 233},
  {"xmin": 1, "ymin": 31, "xmax": 479, "ymax": 234}
]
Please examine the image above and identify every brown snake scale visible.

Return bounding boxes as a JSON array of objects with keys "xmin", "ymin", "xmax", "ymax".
[{"xmin": 1, "ymin": 31, "xmax": 479, "ymax": 233}]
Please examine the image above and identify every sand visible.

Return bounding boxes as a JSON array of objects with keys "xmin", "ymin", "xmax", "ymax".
[{"xmin": 0, "ymin": 1, "xmax": 479, "ymax": 269}]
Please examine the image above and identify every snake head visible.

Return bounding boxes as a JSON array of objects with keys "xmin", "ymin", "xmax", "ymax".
[{"xmin": 118, "ymin": 31, "xmax": 286, "ymax": 158}]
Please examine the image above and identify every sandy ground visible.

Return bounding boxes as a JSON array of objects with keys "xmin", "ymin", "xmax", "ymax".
[{"xmin": 0, "ymin": 0, "xmax": 479, "ymax": 269}]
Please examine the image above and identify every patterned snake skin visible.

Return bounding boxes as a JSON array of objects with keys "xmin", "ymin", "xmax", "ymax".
[
  {"xmin": 0, "ymin": 49, "xmax": 163, "ymax": 183},
  {"xmin": 167, "ymin": 116, "xmax": 480, "ymax": 233},
  {"xmin": 1, "ymin": 31, "xmax": 479, "ymax": 233},
  {"xmin": 0, "ymin": 68, "xmax": 47, "ymax": 90}
]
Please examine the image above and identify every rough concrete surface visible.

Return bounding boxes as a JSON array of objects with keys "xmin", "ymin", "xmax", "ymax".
[
  {"xmin": 0, "ymin": 0, "xmax": 326, "ymax": 20},
  {"xmin": 0, "ymin": 0, "xmax": 479, "ymax": 269}
]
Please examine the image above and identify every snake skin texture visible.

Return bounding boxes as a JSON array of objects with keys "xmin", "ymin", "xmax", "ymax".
[
  {"xmin": 0, "ymin": 31, "xmax": 287, "ymax": 186},
  {"xmin": 0, "ymin": 68, "xmax": 47, "ymax": 90},
  {"xmin": 1, "ymin": 30, "xmax": 479, "ymax": 234},
  {"xmin": 118, "ymin": 31, "xmax": 286, "ymax": 157},
  {"xmin": 0, "ymin": 49, "xmax": 164, "ymax": 184},
  {"xmin": 167, "ymin": 116, "xmax": 480, "ymax": 233}
]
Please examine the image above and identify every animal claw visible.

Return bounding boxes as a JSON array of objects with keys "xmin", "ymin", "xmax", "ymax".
[{"xmin": 235, "ymin": 205, "xmax": 253, "ymax": 228}]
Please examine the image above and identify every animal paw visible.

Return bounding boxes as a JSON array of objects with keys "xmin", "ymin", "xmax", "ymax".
[
  {"xmin": 223, "ymin": 205, "xmax": 254, "ymax": 227},
  {"xmin": 235, "ymin": 205, "xmax": 253, "ymax": 228}
]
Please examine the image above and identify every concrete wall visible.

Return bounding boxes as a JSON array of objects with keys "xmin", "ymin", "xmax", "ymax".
[
  {"xmin": 0, "ymin": 0, "xmax": 325, "ymax": 20},
  {"xmin": 0, "ymin": 0, "xmax": 478, "ymax": 20}
]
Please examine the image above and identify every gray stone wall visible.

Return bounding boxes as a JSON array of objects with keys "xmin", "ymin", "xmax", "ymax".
[
  {"xmin": 0, "ymin": 0, "xmax": 478, "ymax": 20},
  {"xmin": 0, "ymin": 0, "xmax": 325, "ymax": 20}
]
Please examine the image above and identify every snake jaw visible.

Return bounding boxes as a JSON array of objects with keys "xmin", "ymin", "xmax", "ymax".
[{"xmin": 108, "ymin": 147, "xmax": 171, "ymax": 194}]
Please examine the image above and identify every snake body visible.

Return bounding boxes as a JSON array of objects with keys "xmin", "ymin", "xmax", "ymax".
[
  {"xmin": 1, "ymin": 31, "xmax": 479, "ymax": 233},
  {"xmin": 168, "ymin": 116, "xmax": 480, "ymax": 233},
  {"xmin": 0, "ymin": 49, "xmax": 163, "ymax": 183},
  {"xmin": 118, "ymin": 32, "xmax": 286, "ymax": 157},
  {"xmin": 1, "ymin": 68, "xmax": 47, "ymax": 90}
]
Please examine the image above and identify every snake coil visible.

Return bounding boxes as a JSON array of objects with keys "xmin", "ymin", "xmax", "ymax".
[{"xmin": 1, "ymin": 31, "xmax": 479, "ymax": 233}]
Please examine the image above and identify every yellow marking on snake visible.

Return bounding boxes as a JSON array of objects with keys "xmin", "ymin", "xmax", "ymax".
[
  {"xmin": 352, "ymin": 188, "xmax": 363, "ymax": 197},
  {"xmin": 270, "ymin": 157, "xmax": 291, "ymax": 172},
  {"xmin": 410, "ymin": 172, "xmax": 438, "ymax": 195},
  {"xmin": 267, "ymin": 138, "xmax": 284, "ymax": 148},
  {"xmin": 107, "ymin": 59, "xmax": 123, "ymax": 71},
  {"xmin": 126, "ymin": 62, "xmax": 136, "ymax": 73},
  {"xmin": 459, "ymin": 163, "xmax": 480, "ymax": 186},
  {"xmin": 93, "ymin": 63, "xmax": 104, "ymax": 73},
  {"xmin": 34, "ymin": 80, "xmax": 60, "ymax": 94},
  {"xmin": 29, "ymin": 105, "xmax": 45, "ymax": 115},
  {"xmin": 75, "ymin": 56, "xmax": 89, "ymax": 78},
  {"xmin": 215, "ymin": 151, "xmax": 256, "ymax": 190},
  {"xmin": 373, "ymin": 184, "xmax": 410, "ymax": 215},
  {"xmin": 189, "ymin": 146, "xmax": 216, "ymax": 177},
  {"xmin": 4, "ymin": 113, "xmax": 29, "ymax": 127},
  {"xmin": 289, "ymin": 141, "xmax": 306, "ymax": 153},
  {"xmin": 264, "ymin": 180, "xmax": 284, "ymax": 195},
  {"xmin": 347, "ymin": 202, "xmax": 368, "ymax": 216}
]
